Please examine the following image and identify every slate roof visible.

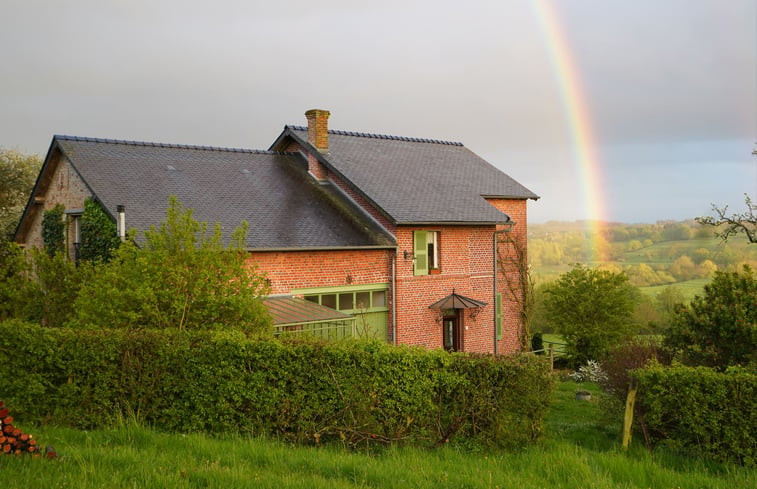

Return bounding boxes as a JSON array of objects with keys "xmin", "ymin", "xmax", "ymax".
[
  {"xmin": 50, "ymin": 136, "xmax": 395, "ymax": 249},
  {"xmin": 275, "ymin": 126, "xmax": 538, "ymax": 225}
]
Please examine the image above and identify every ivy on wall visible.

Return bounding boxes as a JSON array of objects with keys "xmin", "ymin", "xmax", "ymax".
[
  {"xmin": 41, "ymin": 204, "xmax": 65, "ymax": 256},
  {"xmin": 79, "ymin": 198, "xmax": 120, "ymax": 262}
]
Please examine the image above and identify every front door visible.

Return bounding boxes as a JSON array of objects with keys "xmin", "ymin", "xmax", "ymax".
[{"xmin": 442, "ymin": 312, "xmax": 461, "ymax": 352}]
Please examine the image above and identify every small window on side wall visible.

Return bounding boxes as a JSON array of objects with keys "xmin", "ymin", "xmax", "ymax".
[{"xmin": 413, "ymin": 230, "xmax": 440, "ymax": 276}]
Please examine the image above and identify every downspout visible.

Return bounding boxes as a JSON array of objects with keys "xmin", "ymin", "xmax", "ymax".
[
  {"xmin": 392, "ymin": 249, "xmax": 397, "ymax": 345},
  {"xmin": 493, "ymin": 224, "xmax": 514, "ymax": 355}
]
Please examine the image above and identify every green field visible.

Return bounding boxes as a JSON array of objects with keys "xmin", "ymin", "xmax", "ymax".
[
  {"xmin": 640, "ymin": 278, "xmax": 711, "ymax": 300},
  {"xmin": 2, "ymin": 382, "xmax": 752, "ymax": 488}
]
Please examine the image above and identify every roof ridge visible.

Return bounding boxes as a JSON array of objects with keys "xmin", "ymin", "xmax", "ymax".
[
  {"xmin": 286, "ymin": 125, "xmax": 464, "ymax": 146},
  {"xmin": 54, "ymin": 134, "xmax": 280, "ymax": 155}
]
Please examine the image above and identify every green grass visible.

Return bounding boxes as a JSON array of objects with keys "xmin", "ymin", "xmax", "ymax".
[
  {"xmin": 640, "ymin": 278, "xmax": 711, "ymax": 300},
  {"xmin": 1, "ymin": 382, "xmax": 753, "ymax": 488}
]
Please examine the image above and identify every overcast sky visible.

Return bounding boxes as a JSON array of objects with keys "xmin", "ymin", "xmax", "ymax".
[{"xmin": 2, "ymin": 0, "xmax": 755, "ymax": 224}]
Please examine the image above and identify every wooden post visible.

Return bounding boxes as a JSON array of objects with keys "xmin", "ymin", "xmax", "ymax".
[
  {"xmin": 622, "ymin": 378, "xmax": 638, "ymax": 449},
  {"xmin": 548, "ymin": 343, "xmax": 554, "ymax": 371}
]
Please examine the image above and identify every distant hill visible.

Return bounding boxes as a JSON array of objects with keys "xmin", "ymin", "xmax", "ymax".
[{"xmin": 528, "ymin": 219, "xmax": 756, "ymax": 299}]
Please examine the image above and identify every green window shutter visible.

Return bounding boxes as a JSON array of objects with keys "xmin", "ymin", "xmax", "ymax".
[
  {"xmin": 413, "ymin": 230, "xmax": 428, "ymax": 276},
  {"xmin": 495, "ymin": 293, "xmax": 503, "ymax": 340}
]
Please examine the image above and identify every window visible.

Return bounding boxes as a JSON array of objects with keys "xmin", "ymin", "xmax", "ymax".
[
  {"xmin": 413, "ymin": 230, "xmax": 440, "ymax": 276},
  {"xmin": 321, "ymin": 294, "xmax": 337, "ymax": 309},
  {"xmin": 338, "ymin": 293, "xmax": 354, "ymax": 310},
  {"xmin": 65, "ymin": 210, "xmax": 83, "ymax": 263},
  {"xmin": 301, "ymin": 285, "xmax": 389, "ymax": 313}
]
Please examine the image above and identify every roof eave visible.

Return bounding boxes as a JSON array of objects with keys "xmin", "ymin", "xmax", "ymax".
[
  {"xmin": 481, "ymin": 194, "xmax": 540, "ymax": 201},
  {"xmin": 245, "ymin": 244, "xmax": 398, "ymax": 252},
  {"xmin": 396, "ymin": 220, "xmax": 506, "ymax": 226}
]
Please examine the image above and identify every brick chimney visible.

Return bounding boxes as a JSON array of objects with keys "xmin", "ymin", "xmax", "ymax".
[{"xmin": 305, "ymin": 109, "xmax": 330, "ymax": 152}]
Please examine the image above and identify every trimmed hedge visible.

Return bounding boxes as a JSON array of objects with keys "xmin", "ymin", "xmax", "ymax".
[
  {"xmin": 633, "ymin": 363, "xmax": 756, "ymax": 466},
  {"xmin": 0, "ymin": 321, "xmax": 554, "ymax": 449}
]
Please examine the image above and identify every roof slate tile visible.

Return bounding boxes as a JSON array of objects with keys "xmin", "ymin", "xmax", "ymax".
[{"xmin": 55, "ymin": 136, "xmax": 394, "ymax": 249}]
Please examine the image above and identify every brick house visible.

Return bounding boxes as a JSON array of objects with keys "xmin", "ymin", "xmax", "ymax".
[{"xmin": 15, "ymin": 109, "xmax": 538, "ymax": 354}]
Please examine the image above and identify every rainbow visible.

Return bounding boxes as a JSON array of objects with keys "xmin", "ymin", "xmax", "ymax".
[{"xmin": 531, "ymin": 0, "xmax": 610, "ymax": 262}]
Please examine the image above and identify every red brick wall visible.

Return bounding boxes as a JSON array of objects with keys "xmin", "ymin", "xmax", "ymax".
[
  {"xmin": 246, "ymin": 248, "xmax": 395, "ymax": 337},
  {"xmin": 394, "ymin": 226, "xmax": 497, "ymax": 353},
  {"xmin": 247, "ymin": 249, "xmax": 392, "ymax": 294},
  {"xmin": 486, "ymin": 198, "xmax": 529, "ymax": 354}
]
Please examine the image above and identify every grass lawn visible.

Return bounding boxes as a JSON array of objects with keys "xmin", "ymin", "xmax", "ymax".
[{"xmin": 2, "ymin": 382, "xmax": 753, "ymax": 488}]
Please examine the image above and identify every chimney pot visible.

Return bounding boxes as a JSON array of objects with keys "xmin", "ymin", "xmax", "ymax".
[{"xmin": 305, "ymin": 109, "xmax": 330, "ymax": 152}]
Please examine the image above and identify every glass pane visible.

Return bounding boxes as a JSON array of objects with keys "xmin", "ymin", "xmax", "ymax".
[
  {"xmin": 321, "ymin": 294, "xmax": 337, "ymax": 309},
  {"xmin": 338, "ymin": 293, "xmax": 354, "ymax": 311},
  {"xmin": 304, "ymin": 295, "xmax": 319, "ymax": 304},
  {"xmin": 372, "ymin": 290, "xmax": 386, "ymax": 308},
  {"xmin": 356, "ymin": 292, "xmax": 370, "ymax": 310},
  {"xmin": 444, "ymin": 319, "xmax": 454, "ymax": 351}
]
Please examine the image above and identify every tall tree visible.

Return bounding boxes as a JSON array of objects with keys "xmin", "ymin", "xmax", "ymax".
[
  {"xmin": 0, "ymin": 148, "xmax": 41, "ymax": 242},
  {"xmin": 544, "ymin": 264, "xmax": 639, "ymax": 365}
]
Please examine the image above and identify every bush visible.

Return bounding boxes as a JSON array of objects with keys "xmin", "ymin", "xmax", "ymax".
[
  {"xmin": 0, "ymin": 244, "xmax": 91, "ymax": 325},
  {"xmin": 569, "ymin": 360, "xmax": 607, "ymax": 384},
  {"xmin": 41, "ymin": 204, "xmax": 65, "ymax": 255},
  {"xmin": 0, "ymin": 243, "xmax": 39, "ymax": 322},
  {"xmin": 69, "ymin": 197, "xmax": 272, "ymax": 334},
  {"xmin": 0, "ymin": 322, "xmax": 555, "ymax": 449},
  {"xmin": 665, "ymin": 265, "xmax": 756, "ymax": 369},
  {"xmin": 79, "ymin": 198, "xmax": 120, "ymax": 262},
  {"xmin": 633, "ymin": 363, "xmax": 756, "ymax": 466},
  {"xmin": 600, "ymin": 337, "xmax": 671, "ymax": 399}
]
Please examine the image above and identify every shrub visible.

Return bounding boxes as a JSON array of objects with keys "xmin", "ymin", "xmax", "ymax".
[
  {"xmin": 599, "ymin": 337, "xmax": 671, "ymax": 399},
  {"xmin": 0, "ymin": 244, "xmax": 91, "ymax": 325},
  {"xmin": 665, "ymin": 265, "xmax": 756, "ymax": 369},
  {"xmin": 0, "ymin": 322, "xmax": 554, "ymax": 449},
  {"xmin": 633, "ymin": 363, "xmax": 756, "ymax": 466},
  {"xmin": 569, "ymin": 360, "xmax": 607, "ymax": 384},
  {"xmin": 78, "ymin": 198, "xmax": 120, "ymax": 262},
  {"xmin": 69, "ymin": 197, "xmax": 271, "ymax": 335},
  {"xmin": 0, "ymin": 243, "xmax": 39, "ymax": 322},
  {"xmin": 41, "ymin": 204, "xmax": 65, "ymax": 255}
]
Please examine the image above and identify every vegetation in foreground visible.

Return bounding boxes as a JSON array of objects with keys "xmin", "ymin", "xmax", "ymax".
[{"xmin": 1, "ymin": 382, "xmax": 753, "ymax": 489}]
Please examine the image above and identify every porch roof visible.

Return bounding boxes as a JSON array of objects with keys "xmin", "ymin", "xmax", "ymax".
[
  {"xmin": 264, "ymin": 296, "xmax": 354, "ymax": 327},
  {"xmin": 428, "ymin": 290, "xmax": 488, "ymax": 310}
]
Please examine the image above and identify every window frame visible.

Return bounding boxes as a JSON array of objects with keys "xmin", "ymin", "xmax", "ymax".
[
  {"xmin": 413, "ymin": 230, "xmax": 440, "ymax": 276},
  {"xmin": 294, "ymin": 283, "xmax": 389, "ymax": 314}
]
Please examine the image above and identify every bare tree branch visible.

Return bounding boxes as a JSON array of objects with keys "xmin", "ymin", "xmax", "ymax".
[{"xmin": 696, "ymin": 193, "xmax": 757, "ymax": 244}]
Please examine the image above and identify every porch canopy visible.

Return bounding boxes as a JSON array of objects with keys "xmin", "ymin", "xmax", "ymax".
[{"xmin": 428, "ymin": 290, "xmax": 487, "ymax": 310}]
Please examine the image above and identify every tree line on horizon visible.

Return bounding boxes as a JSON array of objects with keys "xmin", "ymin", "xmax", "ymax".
[{"xmin": 528, "ymin": 219, "xmax": 757, "ymax": 287}]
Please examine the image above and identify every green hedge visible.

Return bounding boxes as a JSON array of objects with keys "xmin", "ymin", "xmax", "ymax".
[
  {"xmin": 633, "ymin": 363, "xmax": 756, "ymax": 466},
  {"xmin": 0, "ymin": 321, "xmax": 554, "ymax": 449}
]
